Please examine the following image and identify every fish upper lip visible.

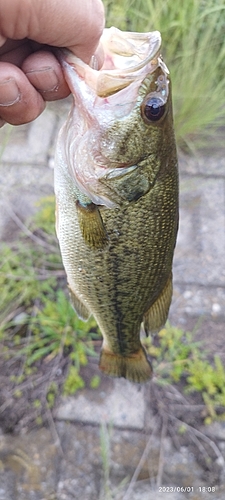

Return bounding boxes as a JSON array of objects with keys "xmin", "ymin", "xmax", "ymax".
[
  {"xmin": 99, "ymin": 28, "xmax": 162, "ymax": 74},
  {"xmin": 60, "ymin": 28, "xmax": 162, "ymax": 97}
]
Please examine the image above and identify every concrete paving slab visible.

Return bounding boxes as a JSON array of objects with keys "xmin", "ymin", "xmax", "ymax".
[
  {"xmin": 0, "ymin": 429, "xmax": 60, "ymax": 500},
  {"xmin": 0, "ymin": 421, "xmax": 223, "ymax": 500},
  {"xmin": 0, "ymin": 163, "xmax": 54, "ymax": 240},
  {"xmin": 0, "ymin": 109, "xmax": 56, "ymax": 165},
  {"xmin": 179, "ymin": 152, "xmax": 225, "ymax": 177},
  {"xmin": 170, "ymin": 284, "xmax": 225, "ymax": 321},
  {"xmin": 0, "ymin": 100, "xmax": 70, "ymax": 241},
  {"xmin": 55, "ymin": 378, "xmax": 147, "ymax": 429},
  {"xmin": 174, "ymin": 176, "xmax": 225, "ymax": 286}
]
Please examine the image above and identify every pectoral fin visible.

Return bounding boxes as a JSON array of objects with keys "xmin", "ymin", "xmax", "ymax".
[
  {"xmin": 144, "ymin": 273, "xmax": 173, "ymax": 335},
  {"xmin": 76, "ymin": 201, "xmax": 108, "ymax": 249},
  {"xmin": 68, "ymin": 285, "xmax": 90, "ymax": 321}
]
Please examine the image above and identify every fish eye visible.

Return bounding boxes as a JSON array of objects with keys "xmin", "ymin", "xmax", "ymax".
[{"xmin": 142, "ymin": 96, "xmax": 166, "ymax": 123}]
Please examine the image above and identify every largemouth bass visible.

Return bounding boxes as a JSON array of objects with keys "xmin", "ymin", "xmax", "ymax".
[{"xmin": 54, "ymin": 28, "xmax": 178, "ymax": 383}]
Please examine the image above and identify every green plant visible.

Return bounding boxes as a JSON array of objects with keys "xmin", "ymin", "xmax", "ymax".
[
  {"xmin": 32, "ymin": 196, "xmax": 56, "ymax": 235},
  {"xmin": 145, "ymin": 323, "xmax": 225, "ymax": 423},
  {"xmin": 0, "ymin": 197, "xmax": 61, "ymax": 334},
  {"xmin": 186, "ymin": 355, "xmax": 225, "ymax": 424},
  {"xmin": 99, "ymin": 423, "xmax": 129, "ymax": 500},
  {"xmin": 0, "ymin": 196, "xmax": 100, "ymax": 403},
  {"xmin": 103, "ymin": 0, "xmax": 225, "ymax": 150},
  {"xmin": 0, "ymin": 241, "xmax": 57, "ymax": 327},
  {"xmin": 145, "ymin": 323, "xmax": 203, "ymax": 383},
  {"xmin": 19, "ymin": 290, "xmax": 97, "ymax": 368},
  {"xmin": 90, "ymin": 374, "xmax": 101, "ymax": 389},
  {"xmin": 63, "ymin": 365, "xmax": 85, "ymax": 395},
  {"xmin": 46, "ymin": 382, "xmax": 58, "ymax": 408},
  {"xmin": 100, "ymin": 423, "xmax": 112, "ymax": 499}
]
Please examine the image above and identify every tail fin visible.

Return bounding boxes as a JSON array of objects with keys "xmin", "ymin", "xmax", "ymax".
[{"xmin": 99, "ymin": 347, "xmax": 152, "ymax": 383}]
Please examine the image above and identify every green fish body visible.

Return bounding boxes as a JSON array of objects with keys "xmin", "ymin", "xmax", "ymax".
[{"xmin": 54, "ymin": 28, "xmax": 178, "ymax": 383}]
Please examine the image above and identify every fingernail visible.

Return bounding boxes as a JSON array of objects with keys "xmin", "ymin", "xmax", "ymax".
[
  {"xmin": 0, "ymin": 78, "xmax": 20, "ymax": 106},
  {"xmin": 90, "ymin": 55, "xmax": 99, "ymax": 70},
  {"xmin": 25, "ymin": 67, "xmax": 60, "ymax": 92}
]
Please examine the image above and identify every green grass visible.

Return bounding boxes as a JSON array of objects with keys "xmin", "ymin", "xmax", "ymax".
[
  {"xmin": 145, "ymin": 323, "xmax": 225, "ymax": 424},
  {"xmin": 103, "ymin": 0, "xmax": 225, "ymax": 150},
  {"xmin": 99, "ymin": 423, "xmax": 129, "ymax": 500},
  {"xmin": 0, "ymin": 197, "xmax": 100, "ymax": 396}
]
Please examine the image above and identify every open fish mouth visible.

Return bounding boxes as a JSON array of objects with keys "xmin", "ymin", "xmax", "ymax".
[
  {"xmin": 61, "ymin": 27, "xmax": 168, "ymax": 97},
  {"xmin": 56, "ymin": 28, "xmax": 171, "ymax": 208}
]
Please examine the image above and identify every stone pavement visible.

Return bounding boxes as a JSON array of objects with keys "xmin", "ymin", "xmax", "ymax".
[{"xmin": 0, "ymin": 99, "xmax": 225, "ymax": 499}]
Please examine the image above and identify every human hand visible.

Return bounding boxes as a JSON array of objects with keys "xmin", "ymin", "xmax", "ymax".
[{"xmin": 0, "ymin": 0, "xmax": 105, "ymax": 126}]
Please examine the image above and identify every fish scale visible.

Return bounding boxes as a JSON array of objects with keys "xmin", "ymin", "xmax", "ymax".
[{"xmin": 55, "ymin": 27, "xmax": 178, "ymax": 383}]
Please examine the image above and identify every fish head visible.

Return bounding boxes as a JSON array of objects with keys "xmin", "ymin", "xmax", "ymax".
[{"xmin": 57, "ymin": 27, "xmax": 175, "ymax": 207}]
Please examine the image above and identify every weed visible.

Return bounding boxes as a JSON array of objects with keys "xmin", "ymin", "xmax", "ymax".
[
  {"xmin": 99, "ymin": 423, "xmax": 129, "ymax": 500},
  {"xmin": 186, "ymin": 355, "xmax": 225, "ymax": 424},
  {"xmin": 90, "ymin": 374, "xmax": 101, "ymax": 389},
  {"xmin": 63, "ymin": 365, "xmax": 85, "ymax": 395},
  {"xmin": 46, "ymin": 382, "xmax": 58, "ymax": 408},
  {"xmin": 145, "ymin": 323, "xmax": 203, "ymax": 383},
  {"xmin": 33, "ymin": 399, "xmax": 42, "ymax": 409},
  {"xmin": 100, "ymin": 423, "xmax": 112, "ymax": 499},
  {"xmin": 0, "ymin": 196, "xmax": 100, "ymax": 412},
  {"xmin": 20, "ymin": 289, "xmax": 97, "ymax": 368},
  {"xmin": 32, "ymin": 196, "xmax": 56, "ymax": 235},
  {"xmin": 145, "ymin": 323, "xmax": 225, "ymax": 423}
]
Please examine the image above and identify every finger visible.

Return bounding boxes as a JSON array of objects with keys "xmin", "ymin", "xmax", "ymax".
[
  {"xmin": 0, "ymin": 62, "xmax": 45, "ymax": 125},
  {"xmin": 0, "ymin": 39, "xmax": 33, "ymax": 66},
  {"xmin": 0, "ymin": 0, "xmax": 105, "ymax": 64},
  {"xmin": 67, "ymin": 2, "xmax": 105, "ymax": 64},
  {"xmin": 92, "ymin": 42, "xmax": 105, "ymax": 69},
  {"xmin": 22, "ymin": 50, "xmax": 70, "ymax": 101}
]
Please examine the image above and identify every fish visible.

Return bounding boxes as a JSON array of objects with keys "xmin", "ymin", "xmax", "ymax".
[{"xmin": 54, "ymin": 27, "xmax": 179, "ymax": 384}]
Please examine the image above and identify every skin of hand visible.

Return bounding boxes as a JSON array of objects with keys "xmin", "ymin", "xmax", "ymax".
[{"xmin": 0, "ymin": 0, "xmax": 105, "ymax": 126}]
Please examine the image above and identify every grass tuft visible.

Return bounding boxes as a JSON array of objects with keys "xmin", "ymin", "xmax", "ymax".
[
  {"xmin": 0, "ymin": 197, "xmax": 100, "ymax": 404},
  {"xmin": 145, "ymin": 322, "xmax": 225, "ymax": 424}
]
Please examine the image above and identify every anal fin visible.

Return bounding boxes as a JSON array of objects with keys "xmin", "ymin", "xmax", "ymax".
[
  {"xmin": 76, "ymin": 201, "xmax": 108, "ymax": 249},
  {"xmin": 68, "ymin": 285, "xmax": 90, "ymax": 321},
  {"xmin": 144, "ymin": 273, "xmax": 173, "ymax": 335}
]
